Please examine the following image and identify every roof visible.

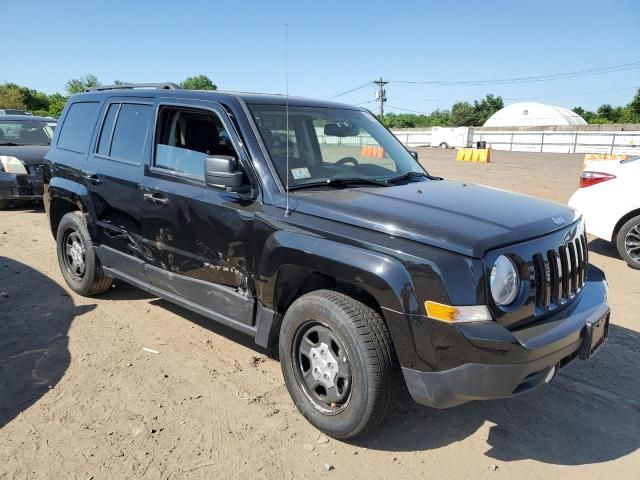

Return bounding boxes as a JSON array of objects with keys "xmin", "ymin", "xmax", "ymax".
[
  {"xmin": 0, "ymin": 115, "xmax": 58, "ymax": 122},
  {"xmin": 484, "ymin": 101, "xmax": 587, "ymax": 127},
  {"xmin": 71, "ymin": 87, "xmax": 361, "ymax": 110}
]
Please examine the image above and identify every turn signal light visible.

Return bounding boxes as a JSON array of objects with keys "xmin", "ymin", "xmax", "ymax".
[
  {"xmin": 425, "ymin": 301, "xmax": 492, "ymax": 323},
  {"xmin": 579, "ymin": 171, "xmax": 616, "ymax": 188}
]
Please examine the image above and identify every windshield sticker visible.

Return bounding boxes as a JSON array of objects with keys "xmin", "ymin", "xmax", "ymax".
[{"xmin": 291, "ymin": 167, "xmax": 311, "ymax": 180}]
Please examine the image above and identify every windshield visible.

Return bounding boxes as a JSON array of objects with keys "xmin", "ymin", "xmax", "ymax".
[
  {"xmin": 0, "ymin": 120, "xmax": 56, "ymax": 146},
  {"xmin": 249, "ymin": 105, "xmax": 424, "ymax": 189}
]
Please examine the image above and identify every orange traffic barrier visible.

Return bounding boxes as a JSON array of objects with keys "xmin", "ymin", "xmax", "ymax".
[{"xmin": 361, "ymin": 145, "xmax": 385, "ymax": 158}]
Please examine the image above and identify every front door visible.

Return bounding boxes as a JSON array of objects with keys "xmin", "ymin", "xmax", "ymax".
[{"xmin": 139, "ymin": 100, "xmax": 257, "ymax": 325}]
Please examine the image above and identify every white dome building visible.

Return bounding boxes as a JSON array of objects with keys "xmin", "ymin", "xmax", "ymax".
[{"xmin": 483, "ymin": 101, "xmax": 587, "ymax": 127}]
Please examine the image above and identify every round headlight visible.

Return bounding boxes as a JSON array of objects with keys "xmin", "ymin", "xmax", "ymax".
[{"xmin": 490, "ymin": 255, "xmax": 520, "ymax": 306}]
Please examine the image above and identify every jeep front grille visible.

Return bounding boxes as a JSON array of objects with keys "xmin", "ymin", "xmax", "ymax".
[{"xmin": 532, "ymin": 231, "xmax": 588, "ymax": 312}]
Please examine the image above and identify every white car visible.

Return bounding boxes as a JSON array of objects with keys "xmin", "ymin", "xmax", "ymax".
[{"xmin": 569, "ymin": 156, "xmax": 640, "ymax": 269}]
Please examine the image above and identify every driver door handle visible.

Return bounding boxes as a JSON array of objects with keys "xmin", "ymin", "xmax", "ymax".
[{"xmin": 143, "ymin": 192, "xmax": 170, "ymax": 206}]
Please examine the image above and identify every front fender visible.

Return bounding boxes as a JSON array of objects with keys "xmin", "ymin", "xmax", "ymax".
[
  {"xmin": 257, "ymin": 229, "xmax": 421, "ymax": 315},
  {"xmin": 254, "ymin": 229, "xmax": 437, "ymax": 368}
]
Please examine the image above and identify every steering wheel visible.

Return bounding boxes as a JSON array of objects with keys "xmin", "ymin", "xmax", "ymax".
[{"xmin": 335, "ymin": 156, "xmax": 359, "ymax": 167}]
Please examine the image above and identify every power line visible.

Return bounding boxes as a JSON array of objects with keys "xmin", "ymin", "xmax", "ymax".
[
  {"xmin": 323, "ymin": 82, "xmax": 372, "ymax": 100},
  {"xmin": 389, "ymin": 85, "xmax": 640, "ymax": 104},
  {"xmin": 389, "ymin": 61, "xmax": 640, "ymax": 86}
]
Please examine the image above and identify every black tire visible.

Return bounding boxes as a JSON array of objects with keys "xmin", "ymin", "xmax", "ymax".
[
  {"xmin": 616, "ymin": 215, "xmax": 640, "ymax": 269},
  {"xmin": 279, "ymin": 290, "xmax": 399, "ymax": 439},
  {"xmin": 439, "ymin": 142, "xmax": 448, "ymax": 149},
  {"xmin": 56, "ymin": 211, "xmax": 113, "ymax": 295},
  {"xmin": 0, "ymin": 199, "xmax": 10, "ymax": 210}
]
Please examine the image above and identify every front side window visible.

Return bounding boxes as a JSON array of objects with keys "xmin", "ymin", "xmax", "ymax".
[
  {"xmin": 248, "ymin": 105, "xmax": 423, "ymax": 188},
  {"xmin": 0, "ymin": 120, "xmax": 55, "ymax": 146},
  {"xmin": 153, "ymin": 106, "xmax": 238, "ymax": 178}
]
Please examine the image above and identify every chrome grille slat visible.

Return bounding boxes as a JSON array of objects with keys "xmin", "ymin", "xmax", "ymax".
[{"xmin": 533, "ymin": 232, "xmax": 588, "ymax": 314}]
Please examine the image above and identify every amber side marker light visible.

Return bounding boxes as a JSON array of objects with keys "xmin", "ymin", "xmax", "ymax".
[{"xmin": 425, "ymin": 301, "xmax": 492, "ymax": 323}]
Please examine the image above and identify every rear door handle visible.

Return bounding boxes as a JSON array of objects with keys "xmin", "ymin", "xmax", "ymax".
[
  {"xmin": 143, "ymin": 192, "xmax": 170, "ymax": 206},
  {"xmin": 83, "ymin": 173, "xmax": 102, "ymax": 185}
]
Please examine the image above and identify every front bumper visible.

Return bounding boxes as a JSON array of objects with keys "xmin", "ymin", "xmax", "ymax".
[
  {"xmin": 402, "ymin": 265, "xmax": 610, "ymax": 409},
  {"xmin": 0, "ymin": 171, "xmax": 44, "ymax": 201}
]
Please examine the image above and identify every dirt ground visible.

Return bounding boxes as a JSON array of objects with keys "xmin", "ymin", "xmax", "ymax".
[{"xmin": 0, "ymin": 149, "xmax": 638, "ymax": 480}]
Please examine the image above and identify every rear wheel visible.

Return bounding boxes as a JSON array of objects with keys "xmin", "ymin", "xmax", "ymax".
[
  {"xmin": 439, "ymin": 142, "xmax": 448, "ymax": 149},
  {"xmin": 56, "ymin": 211, "xmax": 113, "ymax": 295},
  {"xmin": 279, "ymin": 290, "xmax": 399, "ymax": 439},
  {"xmin": 616, "ymin": 215, "xmax": 640, "ymax": 269}
]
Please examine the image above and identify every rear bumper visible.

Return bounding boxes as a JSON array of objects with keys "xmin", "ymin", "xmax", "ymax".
[
  {"xmin": 0, "ymin": 172, "xmax": 44, "ymax": 201},
  {"xmin": 403, "ymin": 265, "xmax": 610, "ymax": 409}
]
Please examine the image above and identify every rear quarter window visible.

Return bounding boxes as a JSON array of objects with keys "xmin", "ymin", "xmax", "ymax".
[{"xmin": 57, "ymin": 102, "xmax": 100, "ymax": 153}]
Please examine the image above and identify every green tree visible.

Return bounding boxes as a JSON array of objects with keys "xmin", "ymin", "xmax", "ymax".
[
  {"xmin": 450, "ymin": 101, "xmax": 476, "ymax": 126},
  {"xmin": 596, "ymin": 104, "xmax": 617, "ymax": 122},
  {"xmin": 65, "ymin": 74, "xmax": 101, "ymax": 94},
  {"xmin": 48, "ymin": 93, "xmax": 68, "ymax": 117},
  {"xmin": 473, "ymin": 94, "xmax": 504, "ymax": 125},
  {"xmin": 180, "ymin": 75, "xmax": 217, "ymax": 90},
  {"xmin": 628, "ymin": 88, "xmax": 640, "ymax": 116},
  {"xmin": 0, "ymin": 85, "xmax": 26, "ymax": 110}
]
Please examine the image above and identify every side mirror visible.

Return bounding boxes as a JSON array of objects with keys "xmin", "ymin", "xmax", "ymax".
[
  {"xmin": 409, "ymin": 150, "xmax": 419, "ymax": 161},
  {"xmin": 204, "ymin": 156, "xmax": 249, "ymax": 193}
]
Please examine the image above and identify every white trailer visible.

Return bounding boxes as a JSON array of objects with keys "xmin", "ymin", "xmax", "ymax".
[{"xmin": 430, "ymin": 127, "xmax": 474, "ymax": 149}]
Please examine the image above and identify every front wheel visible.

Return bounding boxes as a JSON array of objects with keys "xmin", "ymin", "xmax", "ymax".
[
  {"xmin": 279, "ymin": 290, "xmax": 399, "ymax": 439},
  {"xmin": 56, "ymin": 211, "xmax": 113, "ymax": 295},
  {"xmin": 616, "ymin": 215, "xmax": 640, "ymax": 269}
]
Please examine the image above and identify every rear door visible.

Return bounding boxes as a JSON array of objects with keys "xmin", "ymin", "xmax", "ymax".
[
  {"xmin": 86, "ymin": 98, "xmax": 153, "ymax": 280},
  {"xmin": 139, "ymin": 99, "xmax": 257, "ymax": 326}
]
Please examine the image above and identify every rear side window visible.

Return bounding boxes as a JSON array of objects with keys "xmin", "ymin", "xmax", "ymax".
[
  {"xmin": 57, "ymin": 102, "xmax": 99, "ymax": 153},
  {"xmin": 96, "ymin": 103, "xmax": 152, "ymax": 163}
]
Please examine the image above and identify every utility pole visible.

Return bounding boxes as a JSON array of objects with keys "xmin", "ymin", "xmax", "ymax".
[{"xmin": 374, "ymin": 77, "xmax": 388, "ymax": 121}]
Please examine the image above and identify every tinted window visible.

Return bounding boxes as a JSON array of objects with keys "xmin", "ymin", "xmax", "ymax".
[
  {"xmin": 96, "ymin": 103, "xmax": 120, "ymax": 156},
  {"xmin": 109, "ymin": 103, "xmax": 152, "ymax": 162},
  {"xmin": 154, "ymin": 106, "xmax": 237, "ymax": 177},
  {"xmin": 57, "ymin": 102, "xmax": 99, "ymax": 153}
]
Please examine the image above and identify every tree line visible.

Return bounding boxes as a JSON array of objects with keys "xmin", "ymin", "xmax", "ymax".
[
  {"xmin": 0, "ymin": 74, "xmax": 217, "ymax": 117},
  {"xmin": 1, "ymin": 75, "xmax": 639, "ymax": 127},
  {"xmin": 382, "ymin": 89, "xmax": 640, "ymax": 128}
]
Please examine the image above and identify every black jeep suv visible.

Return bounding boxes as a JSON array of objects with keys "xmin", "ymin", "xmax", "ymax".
[{"xmin": 43, "ymin": 83, "xmax": 610, "ymax": 439}]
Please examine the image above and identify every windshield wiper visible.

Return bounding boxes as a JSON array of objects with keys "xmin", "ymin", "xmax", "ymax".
[
  {"xmin": 0, "ymin": 142, "xmax": 23, "ymax": 146},
  {"xmin": 288, "ymin": 177, "xmax": 390, "ymax": 191},
  {"xmin": 384, "ymin": 171, "xmax": 429, "ymax": 184}
]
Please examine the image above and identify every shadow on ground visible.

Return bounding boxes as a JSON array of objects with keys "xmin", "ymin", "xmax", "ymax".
[
  {"xmin": 588, "ymin": 237, "xmax": 625, "ymax": 263},
  {"xmin": 0, "ymin": 256, "xmax": 94, "ymax": 429},
  {"xmin": 356, "ymin": 324, "xmax": 639, "ymax": 465}
]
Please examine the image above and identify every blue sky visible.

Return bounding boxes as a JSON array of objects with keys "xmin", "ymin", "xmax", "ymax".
[{"xmin": 4, "ymin": 0, "xmax": 639, "ymax": 113}]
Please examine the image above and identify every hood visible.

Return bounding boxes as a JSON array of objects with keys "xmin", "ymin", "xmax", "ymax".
[
  {"xmin": 0, "ymin": 145, "xmax": 50, "ymax": 165},
  {"xmin": 292, "ymin": 180, "xmax": 580, "ymax": 258}
]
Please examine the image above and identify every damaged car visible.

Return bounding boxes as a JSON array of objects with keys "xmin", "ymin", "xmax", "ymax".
[{"xmin": 0, "ymin": 115, "xmax": 56, "ymax": 209}]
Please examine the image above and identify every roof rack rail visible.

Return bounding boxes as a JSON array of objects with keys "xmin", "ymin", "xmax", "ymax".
[{"xmin": 86, "ymin": 82, "xmax": 180, "ymax": 92}]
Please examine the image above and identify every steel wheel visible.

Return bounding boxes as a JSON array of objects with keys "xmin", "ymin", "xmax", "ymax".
[
  {"xmin": 625, "ymin": 223, "xmax": 640, "ymax": 262},
  {"xmin": 293, "ymin": 322, "xmax": 352, "ymax": 414},
  {"xmin": 62, "ymin": 229, "xmax": 86, "ymax": 281}
]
